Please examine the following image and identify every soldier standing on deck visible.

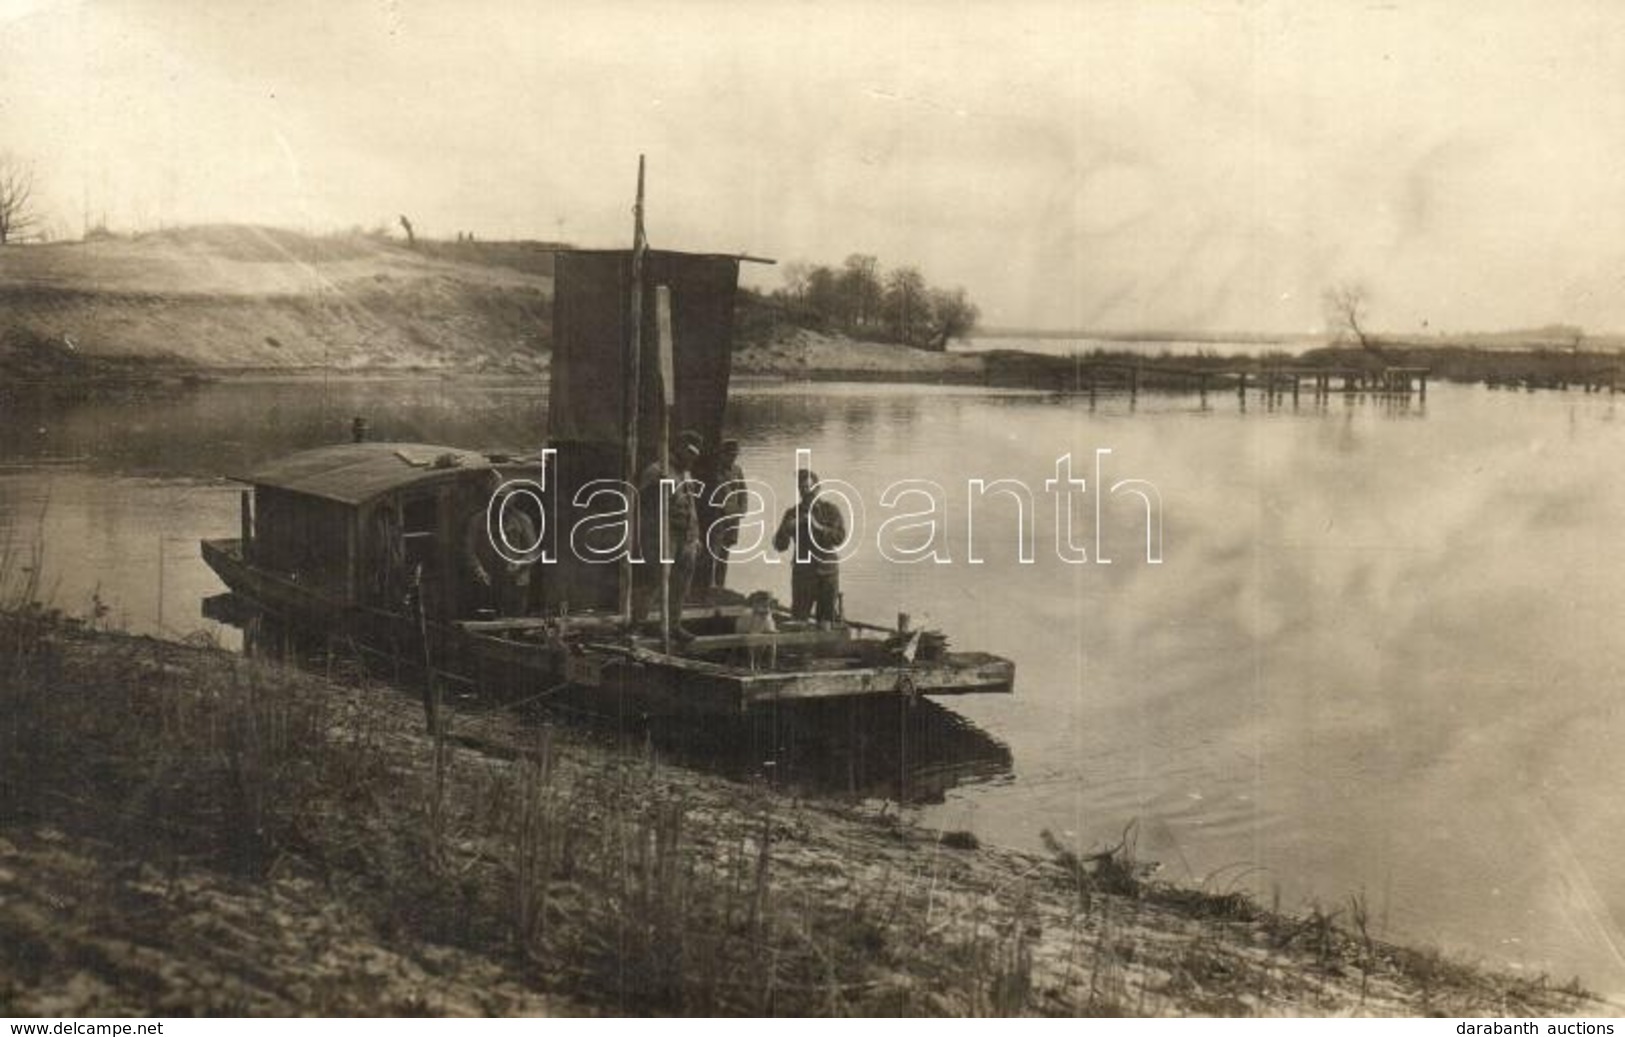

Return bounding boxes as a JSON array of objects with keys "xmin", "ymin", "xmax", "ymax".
[{"xmin": 772, "ymin": 469, "xmax": 845, "ymax": 627}]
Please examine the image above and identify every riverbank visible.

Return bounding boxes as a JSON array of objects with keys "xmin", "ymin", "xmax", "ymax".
[
  {"xmin": 0, "ymin": 229, "xmax": 550, "ymax": 384},
  {"xmin": 733, "ymin": 322, "xmax": 1625, "ymax": 394},
  {"xmin": 0, "ymin": 605, "xmax": 1605, "ymax": 1017},
  {"xmin": 4, "ymin": 229, "xmax": 1620, "ymax": 396}
]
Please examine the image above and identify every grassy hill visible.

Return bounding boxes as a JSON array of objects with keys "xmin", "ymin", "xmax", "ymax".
[{"xmin": 0, "ymin": 226, "xmax": 555, "ymax": 379}]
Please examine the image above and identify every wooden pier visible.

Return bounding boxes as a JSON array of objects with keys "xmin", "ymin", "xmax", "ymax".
[
  {"xmin": 1061, "ymin": 359, "xmax": 1435, "ymax": 404},
  {"xmin": 1482, "ymin": 367, "xmax": 1619, "ymax": 394},
  {"xmin": 1016, "ymin": 350, "xmax": 1625, "ymax": 404}
]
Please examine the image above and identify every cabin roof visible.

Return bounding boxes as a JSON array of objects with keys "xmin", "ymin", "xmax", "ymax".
[
  {"xmin": 545, "ymin": 247, "xmax": 775, "ymax": 265},
  {"xmin": 244, "ymin": 443, "xmax": 498, "ymax": 505}
]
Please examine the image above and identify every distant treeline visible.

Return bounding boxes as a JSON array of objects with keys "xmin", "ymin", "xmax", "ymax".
[{"xmin": 752, "ymin": 254, "xmax": 979, "ymax": 351}]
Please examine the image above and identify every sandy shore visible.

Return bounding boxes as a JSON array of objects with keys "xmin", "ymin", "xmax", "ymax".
[
  {"xmin": 734, "ymin": 327, "xmax": 987, "ymax": 381},
  {"xmin": 0, "ymin": 608, "xmax": 1609, "ymax": 1017}
]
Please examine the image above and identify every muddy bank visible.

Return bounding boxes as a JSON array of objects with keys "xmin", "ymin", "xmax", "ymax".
[{"xmin": 0, "ymin": 607, "xmax": 1607, "ymax": 1017}]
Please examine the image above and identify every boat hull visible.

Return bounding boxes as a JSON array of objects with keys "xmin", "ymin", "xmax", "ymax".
[{"xmin": 201, "ymin": 538, "xmax": 1014, "ymax": 716}]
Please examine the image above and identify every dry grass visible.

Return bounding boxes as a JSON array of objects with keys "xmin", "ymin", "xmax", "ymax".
[
  {"xmin": 0, "ymin": 602, "xmax": 1611, "ymax": 1016},
  {"xmin": 0, "ymin": 609, "xmax": 1026, "ymax": 1014}
]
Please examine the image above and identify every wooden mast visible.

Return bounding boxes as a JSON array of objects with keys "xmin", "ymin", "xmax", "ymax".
[
  {"xmin": 619, "ymin": 155, "xmax": 647, "ymax": 626},
  {"xmin": 656, "ymin": 285, "xmax": 675, "ymax": 654}
]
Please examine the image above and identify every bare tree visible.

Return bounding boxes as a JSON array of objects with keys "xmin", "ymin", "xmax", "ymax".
[
  {"xmin": 0, "ymin": 155, "xmax": 38, "ymax": 245},
  {"xmin": 839, "ymin": 253, "xmax": 881, "ymax": 330},
  {"xmin": 928, "ymin": 286, "xmax": 980, "ymax": 350},
  {"xmin": 1323, "ymin": 282, "xmax": 1375, "ymax": 350},
  {"xmin": 780, "ymin": 260, "xmax": 811, "ymax": 305},
  {"xmin": 884, "ymin": 265, "xmax": 926, "ymax": 345},
  {"xmin": 398, "ymin": 213, "xmax": 416, "ymax": 248}
]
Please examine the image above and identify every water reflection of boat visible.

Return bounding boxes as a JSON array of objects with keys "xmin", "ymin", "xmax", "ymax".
[
  {"xmin": 635, "ymin": 697, "xmax": 1014, "ymax": 804},
  {"xmin": 200, "ymin": 168, "xmax": 1015, "ymax": 717}
]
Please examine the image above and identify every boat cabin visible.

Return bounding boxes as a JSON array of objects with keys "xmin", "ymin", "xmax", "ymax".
[{"xmin": 241, "ymin": 442, "xmax": 547, "ymax": 620}]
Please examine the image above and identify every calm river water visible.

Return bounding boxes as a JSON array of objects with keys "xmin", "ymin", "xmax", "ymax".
[{"xmin": 2, "ymin": 375, "xmax": 1622, "ymax": 995}]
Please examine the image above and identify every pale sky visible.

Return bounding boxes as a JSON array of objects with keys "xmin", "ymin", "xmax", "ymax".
[{"xmin": 3, "ymin": 0, "xmax": 1625, "ymax": 334}]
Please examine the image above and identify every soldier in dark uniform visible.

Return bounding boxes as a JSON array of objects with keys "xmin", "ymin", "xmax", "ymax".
[
  {"xmin": 772, "ymin": 469, "xmax": 845, "ymax": 627},
  {"xmin": 701, "ymin": 438, "xmax": 746, "ymax": 595}
]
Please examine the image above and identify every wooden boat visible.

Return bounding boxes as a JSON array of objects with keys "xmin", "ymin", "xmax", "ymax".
[
  {"xmin": 201, "ymin": 164, "xmax": 1014, "ymax": 715},
  {"xmin": 201, "ymin": 438, "xmax": 1014, "ymax": 715}
]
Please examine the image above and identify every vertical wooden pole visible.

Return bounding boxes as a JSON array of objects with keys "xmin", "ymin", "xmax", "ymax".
[
  {"xmin": 156, "ymin": 534, "xmax": 165, "ymax": 634},
  {"xmin": 620, "ymin": 155, "xmax": 647, "ymax": 628},
  {"xmin": 656, "ymin": 285, "xmax": 675, "ymax": 655},
  {"xmin": 240, "ymin": 489, "xmax": 252, "ymax": 562},
  {"xmin": 415, "ymin": 564, "xmax": 437, "ymax": 734},
  {"xmin": 897, "ymin": 696, "xmax": 909, "ymax": 806}
]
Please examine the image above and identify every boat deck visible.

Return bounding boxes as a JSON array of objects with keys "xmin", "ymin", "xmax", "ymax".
[{"xmin": 202, "ymin": 537, "xmax": 1014, "ymax": 714}]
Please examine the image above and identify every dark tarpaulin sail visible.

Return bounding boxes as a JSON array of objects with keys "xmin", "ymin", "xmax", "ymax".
[
  {"xmin": 545, "ymin": 249, "xmax": 741, "ymax": 610},
  {"xmin": 549, "ymin": 249, "xmax": 739, "ymax": 458}
]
